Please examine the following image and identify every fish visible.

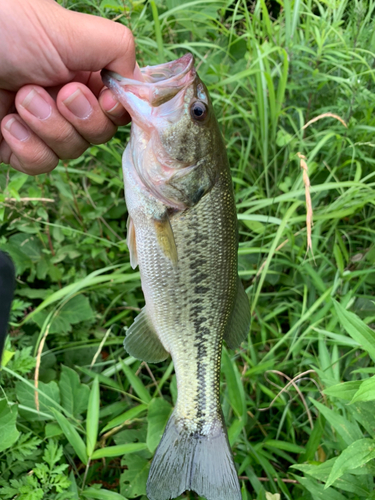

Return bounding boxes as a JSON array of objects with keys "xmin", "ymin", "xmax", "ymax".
[{"xmin": 101, "ymin": 53, "xmax": 250, "ymax": 500}]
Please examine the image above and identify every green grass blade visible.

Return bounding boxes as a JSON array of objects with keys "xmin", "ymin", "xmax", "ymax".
[
  {"xmin": 82, "ymin": 488, "xmax": 128, "ymax": 500},
  {"xmin": 120, "ymin": 360, "xmax": 152, "ymax": 404},
  {"xmin": 150, "ymin": 1, "xmax": 164, "ymax": 63},
  {"xmin": 91, "ymin": 442, "xmax": 147, "ymax": 460},
  {"xmin": 52, "ymin": 409, "xmax": 87, "ymax": 465},
  {"xmin": 222, "ymin": 348, "xmax": 246, "ymax": 419},
  {"xmin": 86, "ymin": 376, "xmax": 100, "ymax": 457},
  {"xmin": 101, "ymin": 404, "xmax": 148, "ymax": 433}
]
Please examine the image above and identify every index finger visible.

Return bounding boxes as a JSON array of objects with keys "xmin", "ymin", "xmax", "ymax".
[{"xmin": 55, "ymin": 8, "xmax": 137, "ymax": 77}]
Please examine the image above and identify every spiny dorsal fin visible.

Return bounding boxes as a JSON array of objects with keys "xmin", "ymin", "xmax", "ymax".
[
  {"xmin": 224, "ymin": 277, "xmax": 250, "ymax": 350},
  {"xmin": 127, "ymin": 216, "xmax": 138, "ymax": 269},
  {"xmin": 124, "ymin": 307, "xmax": 169, "ymax": 363},
  {"xmin": 153, "ymin": 214, "xmax": 178, "ymax": 266}
]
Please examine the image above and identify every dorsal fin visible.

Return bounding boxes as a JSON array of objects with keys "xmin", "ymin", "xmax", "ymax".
[{"xmin": 224, "ymin": 277, "xmax": 250, "ymax": 350}]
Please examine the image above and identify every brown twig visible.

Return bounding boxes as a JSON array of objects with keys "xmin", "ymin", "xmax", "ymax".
[
  {"xmin": 143, "ymin": 362, "xmax": 163, "ymax": 398},
  {"xmin": 239, "ymin": 476, "xmax": 299, "ymax": 484}
]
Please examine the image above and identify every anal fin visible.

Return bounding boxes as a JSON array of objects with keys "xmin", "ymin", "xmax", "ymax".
[
  {"xmin": 127, "ymin": 216, "xmax": 138, "ymax": 269},
  {"xmin": 124, "ymin": 307, "xmax": 169, "ymax": 363},
  {"xmin": 224, "ymin": 277, "xmax": 250, "ymax": 350}
]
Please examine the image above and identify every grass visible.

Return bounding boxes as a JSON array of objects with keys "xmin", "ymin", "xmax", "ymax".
[{"xmin": 1, "ymin": 0, "xmax": 375, "ymax": 499}]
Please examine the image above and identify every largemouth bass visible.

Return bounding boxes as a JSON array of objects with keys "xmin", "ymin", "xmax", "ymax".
[{"xmin": 102, "ymin": 54, "xmax": 250, "ymax": 500}]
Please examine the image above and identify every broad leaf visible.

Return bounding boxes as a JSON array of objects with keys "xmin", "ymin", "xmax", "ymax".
[
  {"xmin": 350, "ymin": 376, "xmax": 375, "ymax": 404},
  {"xmin": 333, "ymin": 300, "xmax": 375, "ymax": 362},
  {"xmin": 146, "ymin": 398, "xmax": 172, "ymax": 453},
  {"xmin": 293, "ymin": 459, "xmax": 372, "ymax": 496},
  {"xmin": 120, "ymin": 454, "xmax": 150, "ymax": 499},
  {"xmin": 0, "ymin": 401, "xmax": 20, "ymax": 453},
  {"xmin": 33, "ymin": 294, "xmax": 94, "ymax": 334},
  {"xmin": 325, "ymin": 438, "xmax": 375, "ymax": 488},
  {"xmin": 324, "ymin": 381, "xmax": 362, "ymax": 401},
  {"xmin": 298, "ymin": 476, "xmax": 346, "ymax": 500},
  {"xmin": 59, "ymin": 365, "xmax": 90, "ymax": 418},
  {"xmin": 348, "ymin": 401, "xmax": 375, "ymax": 438},
  {"xmin": 16, "ymin": 380, "xmax": 61, "ymax": 420},
  {"xmin": 310, "ymin": 398, "xmax": 362, "ymax": 445}
]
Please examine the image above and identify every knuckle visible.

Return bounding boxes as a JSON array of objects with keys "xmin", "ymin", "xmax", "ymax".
[
  {"xmin": 47, "ymin": 125, "xmax": 89, "ymax": 159},
  {"xmin": 89, "ymin": 125, "xmax": 116, "ymax": 145},
  {"xmin": 116, "ymin": 25, "xmax": 135, "ymax": 60},
  {"xmin": 61, "ymin": 144, "xmax": 87, "ymax": 160},
  {"xmin": 25, "ymin": 147, "xmax": 58, "ymax": 173}
]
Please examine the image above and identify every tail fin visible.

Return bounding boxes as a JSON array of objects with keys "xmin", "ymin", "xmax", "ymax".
[{"xmin": 146, "ymin": 413, "xmax": 241, "ymax": 500}]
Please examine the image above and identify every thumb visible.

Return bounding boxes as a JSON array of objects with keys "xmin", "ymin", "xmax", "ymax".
[{"xmin": 54, "ymin": 7, "xmax": 137, "ymax": 78}]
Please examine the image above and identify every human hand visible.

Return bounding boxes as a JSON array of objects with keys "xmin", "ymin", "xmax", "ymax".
[{"xmin": 0, "ymin": 0, "xmax": 139, "ymax": 175}]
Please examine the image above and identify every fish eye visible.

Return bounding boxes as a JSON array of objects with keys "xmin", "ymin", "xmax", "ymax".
[{"xmin": 190, "ymin": 101, "xmax": 208, "ymax": 122}]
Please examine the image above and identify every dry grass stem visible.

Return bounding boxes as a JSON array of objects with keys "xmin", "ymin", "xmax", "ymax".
[
  {"xmin": 302, "ymin": 112, "xmax": 347, "ymax": 130},
  {"xmin": 90, "ymin": 327, "xmax": 113, "ymax": 369},
  {"xmin": 143, "ymin": 362, "xmax": 164, "ymax": 398},
  {"xmin": 297, "ymin": 153, "xmax": 314, "ymax": 257},
  {"xmin": 4, "ymin": 197, "xmax": 55, "ymax": 203},
  {"xmin": 259, "ymin": 369, "xmax": 317, "ymax": 429}
]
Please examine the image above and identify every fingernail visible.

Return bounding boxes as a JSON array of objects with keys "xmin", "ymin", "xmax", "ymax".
[
  {"xmin": 22, "ymin": 88, "xmax": 51, "ymax": 120},
  {"xmin": 107, "ymin": 100, "xmax": 126, "ymax": 117},
  {"xmin": 4, "ymin": 117, "xmax": 30, "ymax": 142},
  {"xmin": 63, "ymin": 89, "xmax": 92, "ymax": 119},
  {"xmin": 133, "ymin": 62, "xmax": 144, "ymax": 82}
]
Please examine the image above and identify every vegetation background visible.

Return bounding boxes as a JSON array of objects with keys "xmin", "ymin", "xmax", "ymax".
[{"xmin": 1, "ymin": 0, "xmax": 375, "ymax": 498}]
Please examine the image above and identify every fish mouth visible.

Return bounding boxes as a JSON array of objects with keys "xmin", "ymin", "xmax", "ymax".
[
  {"xmin": 101, "ymin": 53, "xmax": 195, "ymax": 107},
  {"xmin": 139, "ymin": 53, "xmax": 194, "ymax": 84}
]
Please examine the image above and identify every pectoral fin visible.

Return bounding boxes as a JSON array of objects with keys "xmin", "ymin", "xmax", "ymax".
[
  {"xmin": 224, "ymin": 277, "xmax": 251, "ymax": 350},
  {"xmin": 127, "ymin": 216, "xmax": 138, "ymax": 269},
  {"xmin": 153, "ymin": 214, "xmax": 178, "ymax": 266},
  {"xmin": 124, "ymin": 307, "xmax": 169, "ymax": 363}
]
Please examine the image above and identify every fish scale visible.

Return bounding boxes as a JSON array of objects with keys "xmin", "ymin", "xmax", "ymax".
[{"xmin": 102, "ymin": 53, "xmax": 250, "ymax": 500}]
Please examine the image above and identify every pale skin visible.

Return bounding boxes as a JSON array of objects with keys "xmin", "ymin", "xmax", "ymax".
[{"xmin": 0, "ymin": 0, "xmax": 139, "ymax": 175}]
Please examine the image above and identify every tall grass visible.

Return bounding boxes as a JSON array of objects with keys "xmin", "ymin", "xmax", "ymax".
[{"xmin": 1, "ymin": 0, "xmax": 375, "ymax": 499}]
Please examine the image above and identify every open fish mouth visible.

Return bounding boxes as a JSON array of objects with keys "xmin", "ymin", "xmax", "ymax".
[
  {"xmin": 139, "ymin": 53, "xmax": 194, "ymax": 84},
  {"xmin": 101, "ymin": 53, "xmax": 196, "ymax": 107}
]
